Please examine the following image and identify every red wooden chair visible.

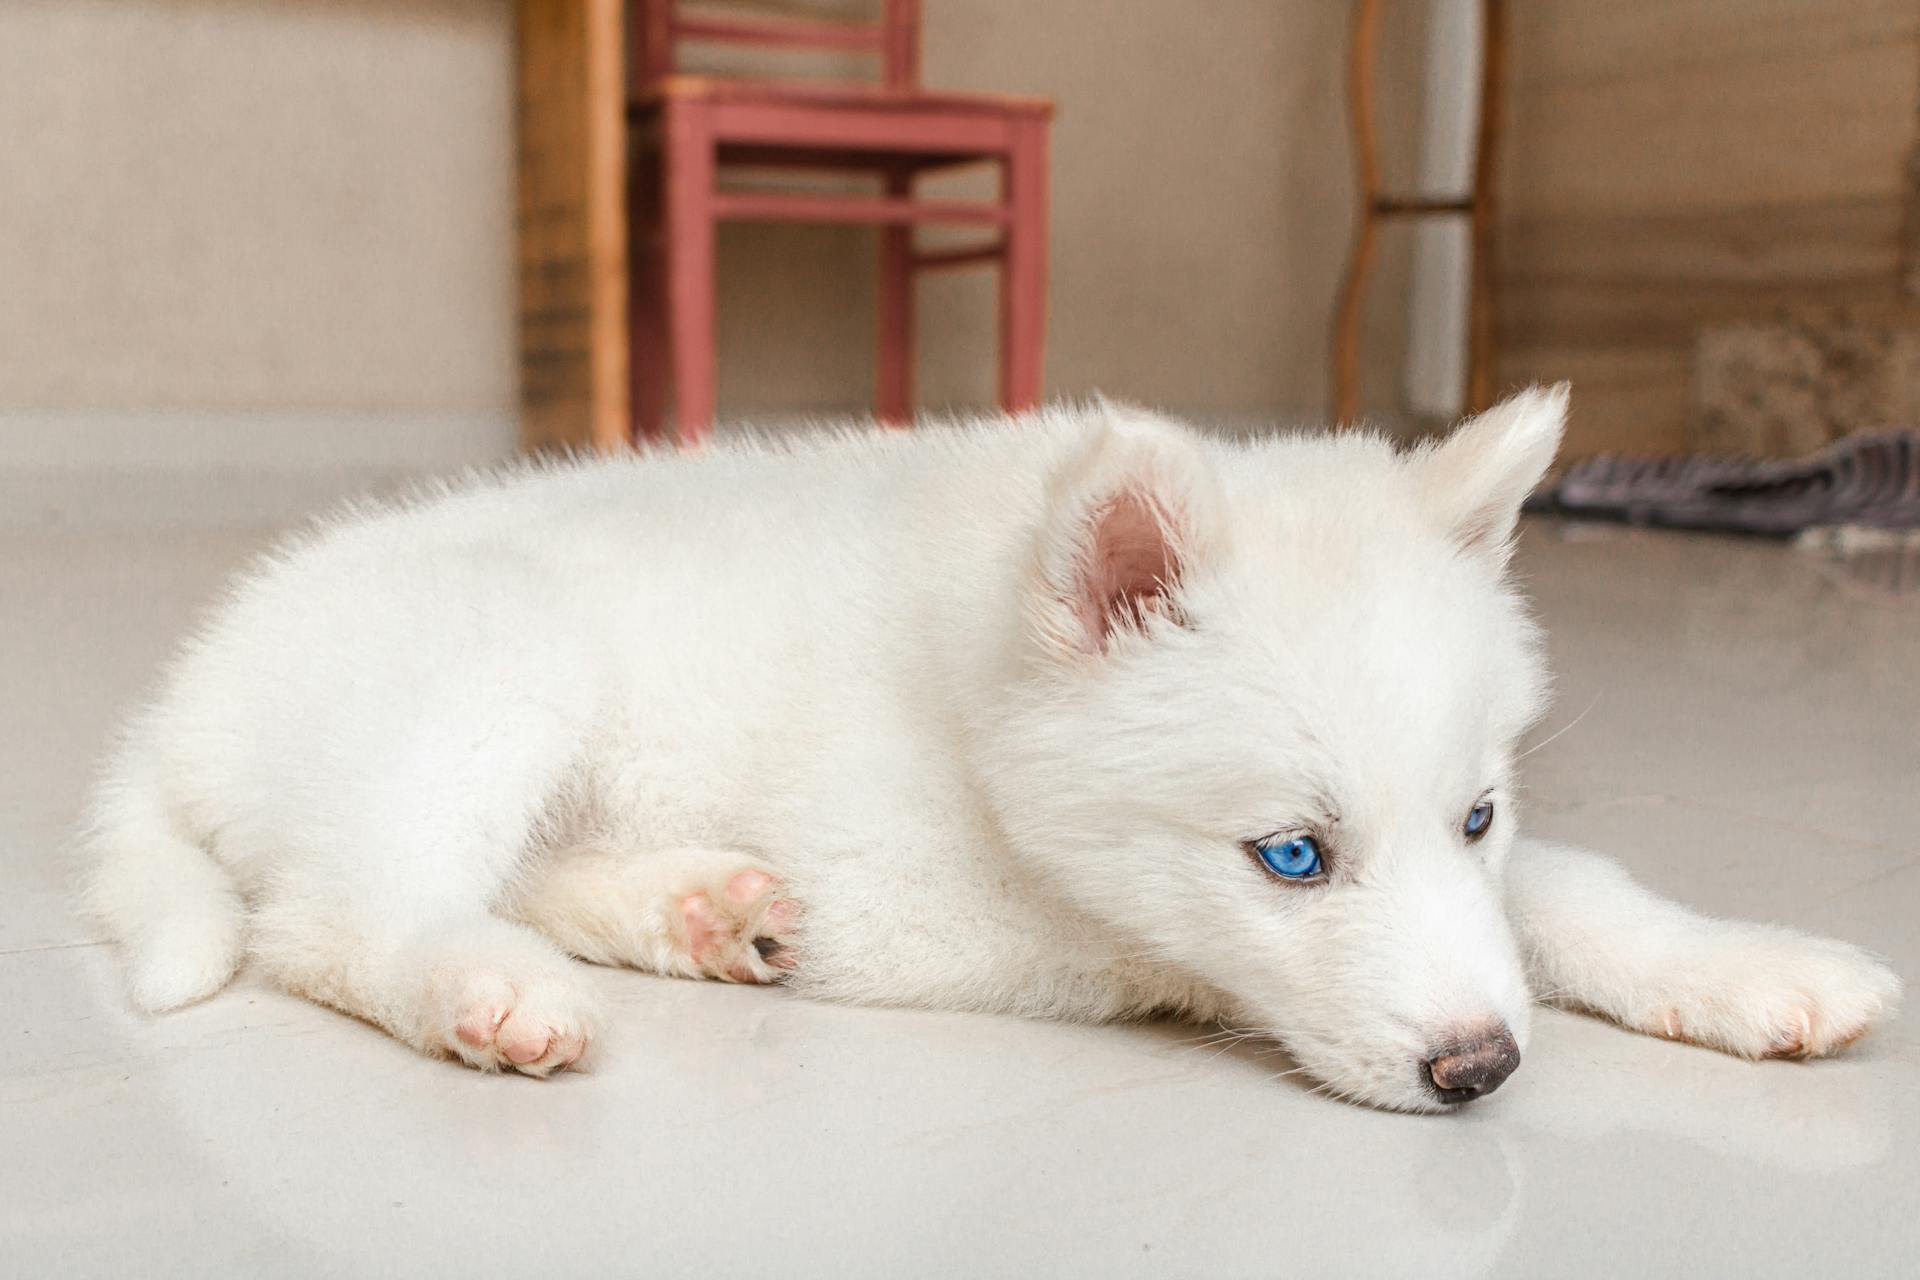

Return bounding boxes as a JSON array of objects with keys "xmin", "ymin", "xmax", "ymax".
[{"xmin": 628, "ymin": 0, "xmax": 1054, "ymax": 445}]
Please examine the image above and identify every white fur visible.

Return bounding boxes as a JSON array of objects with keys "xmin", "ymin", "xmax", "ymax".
[{"xmin": 80, "ymin": 388, "xmax": 1901, "ymax": 1110}]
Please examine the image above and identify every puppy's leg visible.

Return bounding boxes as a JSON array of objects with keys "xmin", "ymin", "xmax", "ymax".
[
  {"xmin": 254, "ymin": 903, "xmax": 602, "ymax": 1075},
  {"xmin": 1505, "ymin": 840, "xmax": 1901, "ymax": 1058},
  {"xmin": 244, "ymin": 742, "xmax": 604, "ymax": 1075},
  {"xmin": 508, "ymin": 846, "xmax": 799, "ymax": 984}
]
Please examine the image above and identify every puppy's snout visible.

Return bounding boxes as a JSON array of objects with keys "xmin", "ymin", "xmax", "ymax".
[{"xmin": 1423, "ymin": 1024, "xmax": 1520, "ymax": 1103}]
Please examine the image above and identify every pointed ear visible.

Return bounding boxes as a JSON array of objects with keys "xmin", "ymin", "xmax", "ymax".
[
  {"xmin": 1032, "ymin": 414, "xmax": 1224, "ymax": 655},
  {"xmin": 1416, "ymin": 383, "xmax": 1568, "ymax": 562}
]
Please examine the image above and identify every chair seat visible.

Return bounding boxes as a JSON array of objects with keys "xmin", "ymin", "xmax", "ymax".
[{"xmin": 632, "ymin": 75, "xmax": 1054, "ymax": 171}]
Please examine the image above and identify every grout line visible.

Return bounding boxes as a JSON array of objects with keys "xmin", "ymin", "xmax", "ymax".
[
  {"xmin": 1679, "ymin": 791, "xmax": 1919, "ymax": 857},
  {"xmin": 1804, "ymin": 849, "xmax": 1920, "ymax": 913}
]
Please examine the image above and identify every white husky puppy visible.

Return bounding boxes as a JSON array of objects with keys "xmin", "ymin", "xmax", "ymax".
[{"xmin": 82, "ymin": 386, "xmax": 1899, "ymax": 1111}]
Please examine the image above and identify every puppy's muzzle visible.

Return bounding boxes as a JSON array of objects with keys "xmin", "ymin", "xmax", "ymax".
[{"xmin": 1423, "ymin": 1024, "xmax": 1521, "ymax": 1104}]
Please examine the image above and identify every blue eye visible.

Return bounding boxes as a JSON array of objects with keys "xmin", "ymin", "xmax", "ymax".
[
  {"xmin": 1254, "ymin": 834, "xmax": 1323, "ymax": 880},
  {"xmin": 1464, "ymin": 800, "xmax": 1494, "ymax": 840}
]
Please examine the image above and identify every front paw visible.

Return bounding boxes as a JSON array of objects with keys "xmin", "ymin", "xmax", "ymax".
[
  {"xmin": 1636, "ymin": 924, "xmax": 1901, "ymax": 1060},
  {"xmin": 432, "ymin": 967, "xmax": 602, "ymax": 1076}
]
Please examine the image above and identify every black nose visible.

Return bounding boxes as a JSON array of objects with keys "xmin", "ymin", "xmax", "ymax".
[{"xmin": 1423, "ymin": 1025, "xmax": 1521, "ymax": 1103}]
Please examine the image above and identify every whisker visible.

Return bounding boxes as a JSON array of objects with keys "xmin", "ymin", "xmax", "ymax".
[
  {"xmin": 1517, "ymin": 692, "xmax": 1602, "ymax": 762},
  {"xmin": 1174, "ymin": 1022, "xmax": 1258, "ymax": 1052},
  {"xmin": 1176, "ymin": 1024, "xmax": 1251, "ymax": 1043},
  {"xmin": 1174, "ymin": 1039, "xmax": 1240, "ymax": 1055}
]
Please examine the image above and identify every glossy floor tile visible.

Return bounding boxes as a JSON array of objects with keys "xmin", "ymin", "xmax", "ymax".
[{"xmin": 4, "ymin": 507, "xmax": 1916, "ymax": 1278}]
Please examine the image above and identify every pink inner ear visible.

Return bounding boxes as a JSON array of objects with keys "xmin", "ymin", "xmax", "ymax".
[{"xmin": 1077, "ymin": 488, "xmax": 1182, "ymax": 649}]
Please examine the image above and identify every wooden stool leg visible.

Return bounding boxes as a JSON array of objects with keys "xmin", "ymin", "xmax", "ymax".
[
  {"xmin": 876, "ymin": 168, "xmax": 917, "ymax": 427},
  {"xmin": 629, "ymin": 135, "xmax": 668, "ymax": 444},
  {"xmin": 998, "ymin": 119, "xmax": 1048, "ymax": 415},
  {"xmin": 663, "ymin": 102, "xmax": 718, "ymax": 446},
  {"xmin": 1332, "ymin": 0, "xmax": 1382, "ymax": 426}
]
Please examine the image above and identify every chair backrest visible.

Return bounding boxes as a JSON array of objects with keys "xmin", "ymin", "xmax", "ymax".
[{"xmin": 633, "ymin": 1, "xmax": 922, "ymax": 91}]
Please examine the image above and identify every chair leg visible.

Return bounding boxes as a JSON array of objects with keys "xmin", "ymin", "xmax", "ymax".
[
  {"xmin": 999, "ymin": 119, "xmax": 1049, "ymax": 415},
  {"xmin": 1331, "ymin": 216, "xmax": 1377, "ymax": 429},
  {"xmin": 628, "ymin": 138, "xmax": 668, "ymax": 444},
  {"xmin": 663, "ymin": 102, "xmax": 718, "ymax": 446},
  {"xmin": 876, "ymin": 168, "xmax": 916, "ymax": 427}
]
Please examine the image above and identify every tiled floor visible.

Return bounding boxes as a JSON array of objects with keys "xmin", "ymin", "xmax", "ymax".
[{"xmin": 4, "ymin": 486, "xmax": 1916, "ymax": 1277}]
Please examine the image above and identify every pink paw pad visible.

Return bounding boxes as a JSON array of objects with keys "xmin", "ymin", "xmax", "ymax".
[
  {"xmin": 677, "ymin": 867, "xmax": 798, "ymax": 983},
  {"xmin": 456, "ymin": 1005, "xmax": 507, "ymax": 1048},
  {"xmin": 500, "ymin": 1024, "xmax": 553, "ymax": 1065},
  {"xmin": 727, "ymin": 870, "xmax": 773, "ymax": 903}
]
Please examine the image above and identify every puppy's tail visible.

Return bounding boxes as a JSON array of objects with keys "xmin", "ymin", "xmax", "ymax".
[{"xmin": 81, "ymin": 766, "xmax": 243, "ymax": 1013}]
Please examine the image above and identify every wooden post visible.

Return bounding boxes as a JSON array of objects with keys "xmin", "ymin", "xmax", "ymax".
[
  {"xmin": 515, "ymin": 0, "xmax": 630, "ymax": 453},
  {"xmin": 1466, "ymin": 0, "xmax": 1506, "ymax": 415}
]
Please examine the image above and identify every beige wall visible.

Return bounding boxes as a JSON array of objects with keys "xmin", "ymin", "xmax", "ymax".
[
  {"xmin": 914, "ymin": 0, "xmax": 1425, "ymax": 419},
  {"xmin": 0, "ymin": 1, "xmax": 1430, "ymax": 457},
  {"xmin": 1497, "ymin": 0, "xmax": 1920, "ymax": 458},
  {"xmin": 0, "ymin": 0, "xmax": 518, "ymax": 419}
]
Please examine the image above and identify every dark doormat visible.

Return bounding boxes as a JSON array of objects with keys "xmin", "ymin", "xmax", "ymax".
[{"xmin": 1527, "ymin": 428, "xmax": 1920, "ymax": 535}]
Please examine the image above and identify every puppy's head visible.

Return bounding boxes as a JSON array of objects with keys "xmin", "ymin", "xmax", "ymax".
[{"xmin": 986, "ymin": 387, "xmax": 1566, "ymax": 1111}]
